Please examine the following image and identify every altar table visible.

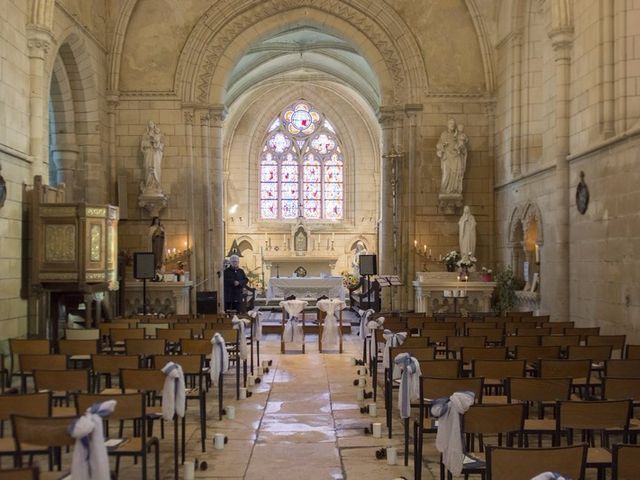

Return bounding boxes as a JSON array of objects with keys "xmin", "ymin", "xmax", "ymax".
[{"xmin": 267, "ymin": 277, "xmax": 345, "ymax": 301}]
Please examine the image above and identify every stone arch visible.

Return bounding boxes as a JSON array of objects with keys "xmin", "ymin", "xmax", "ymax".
[
  {"xmin": 226, "ymin": 80, "xmax": 379, "ymax": 228},
  {"xmin": 107, "ymin": 0, "xmax": 137, "ymax": 92},
  {"xmin": 507, "ymin": 205, "xmax": 523, "ymax": 244},
  {"xmin": 346, "ymin": 236, "xmax": 370, "ymax": 254},
  {"xmin": 465, "ymin": 0, "xmax": 496, "ymax": 92},
  {"xmin": 46, "ymin": 31, "xmax": 99, "ymax": 200},
  {"xmin": 521, "ymin": 201, "xmax": 544, "ymax": 245},
  {"xmin": 174, "ymin": 0, "xmax": 428, "ymax": 105}
]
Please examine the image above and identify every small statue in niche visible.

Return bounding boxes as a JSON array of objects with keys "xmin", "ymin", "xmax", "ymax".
[
  {"xmin": 294, "ymin": 226, "xmax": 307, "ymax": 252},
  {"xmin": 458, "ymin": 205, "xmax": 477, "ymax": 264},
  {"xmin": 351, "ymin": 241, "xmax": 368, "ymax": 276},
  {"xmin": 149, "ymin": 216, "xmax": 165, "ymax": 277},
  {"xmin": 140, "ymin": 120, "xmax": 164, "ymax": 194}
]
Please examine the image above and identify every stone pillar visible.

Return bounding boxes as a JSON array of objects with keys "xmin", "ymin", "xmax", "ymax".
[
  {"xmin": 378, "ymin": 107, "xmax": 395, "ymax": 310},
  {"xmin": 486, "ymin": 102, "xmax": 497, "ymax": 267},
  {"xmin": 404, "ymin": 106, "xmax": 420, "ymax": 311},
  {"xmin": 601, "ymin": 0, "xmax": 615, "ymax": 138},
  {"xmin": 199, "ymin": 112, "xmax": 214, "ymax": 292},
  {"xmin": 50, "ymin": 145, "xmax": 79, "ymax": 199},
  {"xmin": 26, "ymin": 26, "xmax": 54, "ymax": 179},
  {"xmin": 106, "ymin": 93, "xmax": 119, "ymax": 203},
  {"xmin": 209, "ymin": 106, "xmax": 226, "ymax": 313},
  {"xmin": 184, "ymin": 110, "xmax": 198, "ymax": 313},
  {"xmin": 510, "ymin": 32, "xmax": 523, "ymax": 176},
  {"xmin": 549, "ymin": 28, "xmax": 573, "ymax": 321}
]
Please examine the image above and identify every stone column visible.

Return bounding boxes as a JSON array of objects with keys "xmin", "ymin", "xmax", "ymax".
[
  {"xmin": 404, "ymin": 107, "xmax": 420, "ymax": 311},
  {"xmin": 199, "ymin": 112, "xmax": 214, "ymax": 291},
  {"xmin": 106, "ymin": 93, "xmax": 119, "ymax": 203},
  {"xmin": 549, "ymin": 28, "xmax": 573, "ymax": 321},
  {"xmin": 510, "ymin": 32, "xmax": 523, "ymax": 176},
  {"xmin": 26, "ymin": 26, "xmax": 54, "ymax": 179},
  {"xmin": 601, "ymin": 0, "xmax": 615, "ymax": 138},
  {"xmin": 50, "ymin": 145, "xmax": 79, "ymax": 198},
  {"xmin": 184, "ymin": 110, "xmax": 198, "ymax": 313},
  {"xmin": 209, "ymin": 106, "xmax": 226, "ymax": 313},
  {"xmin": 378, "ymin": 107, "xmax": 396, "ymax": 310},
  {"xmin": 486, "ymin": 102, "xmax": 497, "ymax": 267}
]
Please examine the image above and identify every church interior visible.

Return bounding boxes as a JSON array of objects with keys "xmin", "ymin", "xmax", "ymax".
[{"xmin": 1, "ymin": 0, "xmax": 640, "ymax": 479}]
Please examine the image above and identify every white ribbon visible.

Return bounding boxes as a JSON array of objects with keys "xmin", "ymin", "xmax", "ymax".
[
  {"xmin": 531, "ymin": 474, "xmax": 566, "ymax": 480},
  {"xmin": 366, "ymin": 317, "xmax": 385, "ymax": 361},
  {"xmin": 161, "ymin": 362, "xmax": 186, "ymax": 421},
  {"xmin": 432, "ymin": 391, "xmax": 475, "ymax": 476},
  {"xmin": 280, "ymin": 300, "xmax": 307, "ymax": 344},
  {"xmin": 210, "ymin": 333, "xmax": 229, "ymax": 386},
  {"xmin": 382, "ymin": 329, "xmax": 407, "ymax": 368},
  {"xmin": 318, "ymin": 299, "xmax": 346, "ymax": 349},
  {"xmin": 393, "ymin": 353, "xmax": 422, "ymax": 419},
  {"xmin": 358, "ymin": 308, "xmax": 375, "ymax": 338},
  {"xmin": 248, "ymin": 309, "xmax": 263, "ymax": 341},
  {"xmin": 232, "ymin": 315, "xmax": 251, "ymax": 361},
  {"xmin": 69, "ymin": 400, "xmax": 116, "ymax": 480}
]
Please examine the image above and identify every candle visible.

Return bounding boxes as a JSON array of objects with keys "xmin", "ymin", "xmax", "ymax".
[
  {"xmin": 239, "ymin": 387, "xmax": 247, "ymax": 399},
  {"xmin": 369, "ymin": 403, "xmax": 377, "ymax": 417},
  {"xmin": 183, "ymin": 461, "xmax": 195, "ymax": 480},
  {"xmin": 247, "ymin": 375, "xmax": 255, "ymax": 386},
  {"xmin": 225, "ymin": 405, "xmax": 235, "ymax": 419},
  {"xmin": 429, "ymin": 248, "xmax": 432, "ymax": 257},
  {"xmin": 214, "ymin": 433, "xmax": 225, "ymax": 450},
  {"xmin": 423, "ymin": 244, "xmax": 427, "ymax": 253},
  {"xmin": 372, "ymin": 422, "xmax": 382, "ymax": 438},
  {"xmin": 386, "ymin": 447, "xmax": 397, "ymax": 465},
  {"xmin": 414, "ymin": 239, "xmax": 417, "ymax": 248}
]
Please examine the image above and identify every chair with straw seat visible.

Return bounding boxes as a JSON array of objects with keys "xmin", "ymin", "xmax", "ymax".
[
  {"xmin": 76, "ymin": 393, "xmax": 160, "ymax": 480},
  {"xmin": 486, "ymin": 444, "xmax": 587, "ymax": 480}
]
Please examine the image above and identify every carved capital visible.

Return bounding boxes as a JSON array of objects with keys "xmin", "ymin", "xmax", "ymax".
[
  {"xmin": 183, "ymin": 111, "xmax": 194, "ymax": 125},
  {"xmin": 26, "ymin": 25, "xmax": 54, "ymax": 59},
  {"xmin": 209, "ymin": 106, "xmax": 227, "ymax": 127},
  {"xmin": 199, "ymin": 113, "xmax": 210, "ymax": 126},
  {"xmin": 378, "ymin": 106, "xmax": 396, "ymax": 127},
  {"xmin": 106, "ymin": 92, "xmax": 120, "ymax": 110}
]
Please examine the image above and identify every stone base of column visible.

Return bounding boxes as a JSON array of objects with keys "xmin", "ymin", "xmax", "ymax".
[
  {"xmin": 138, "ymin": 191, "xmax": 168, "ymax": 217},
  {"xmin": 438, "ymin": 193, "xmax": 463, "ymax": 215}
]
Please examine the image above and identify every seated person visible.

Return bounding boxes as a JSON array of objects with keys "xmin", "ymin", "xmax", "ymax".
[{"xmin": 224, "ymin": 255, "xmax": 248, "ymax": 312}]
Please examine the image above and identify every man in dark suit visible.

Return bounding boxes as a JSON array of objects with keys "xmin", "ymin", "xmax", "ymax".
[{"xmin": 224, "ymin": 255, "xmax": 248, "ymax": 312}]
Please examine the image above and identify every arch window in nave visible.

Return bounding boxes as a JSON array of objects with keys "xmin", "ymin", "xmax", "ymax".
[{"xmin": 260, "ymin": 101, "xmax": 344, "ymax": 221}]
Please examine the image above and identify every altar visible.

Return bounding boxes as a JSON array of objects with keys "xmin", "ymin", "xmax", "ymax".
[
  {"xmin": 263, "ymin": 255, "xmax": 338, "ymax": 278},
  {"xmin": 124, "ymin": 280, "xmax": 192, "ymax": 316},
  {"xmin": 266, "ymin": 277, "xmax": 345, "ymax": 300},
  {"xmin": 413, "ymin": 272, "xmax": 495, "ymax": 314}
]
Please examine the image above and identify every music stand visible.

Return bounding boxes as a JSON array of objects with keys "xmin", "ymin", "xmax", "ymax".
[{"xmin": 133, "ymin": 252, "xmax": 156, "ymax": 314}]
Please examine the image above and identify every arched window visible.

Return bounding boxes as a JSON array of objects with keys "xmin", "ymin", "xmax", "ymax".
[{"xmin": 260, "ymin": 101, "xmax": 344, "ymax": 220}]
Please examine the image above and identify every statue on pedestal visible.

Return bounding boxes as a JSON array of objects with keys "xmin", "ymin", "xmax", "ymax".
[
  {"xmin": 138, "ymin": 120, "xmax": 168, "ymax": 217},
  {"xmin": 437, "ymin": 118, "xmax": 469, "ymax": 214},
  {"xmin": 458, "ymin": 205, "xmax": 477, "ymax": 263},
  {"xmin": 351, "ymin": 241, "xmax": 367, "ymax": 276}
]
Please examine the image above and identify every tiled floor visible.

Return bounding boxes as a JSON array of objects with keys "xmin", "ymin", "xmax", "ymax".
[{"xmin": 121, "ymin": 332, "xmax": 431, "ymax": 479}]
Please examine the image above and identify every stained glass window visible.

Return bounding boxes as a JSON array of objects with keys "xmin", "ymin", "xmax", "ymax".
[{"xmin": 259, "ymin": 100, "xmax": 344, "ymax": 220}]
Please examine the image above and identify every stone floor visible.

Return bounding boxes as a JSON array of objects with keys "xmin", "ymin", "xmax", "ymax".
[{"xmin": 116, "ymin": 332, "xmax": 435, "ymax": 479}]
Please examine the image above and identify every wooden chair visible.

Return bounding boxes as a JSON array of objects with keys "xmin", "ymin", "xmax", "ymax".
[
  {"xmin": 564, "ymin": 327, "xmax": 601, "ymax": 342},
  {"xmin": 422, "ymin": 326, "xmax": 456, "ymax": 348},
  {"xmin": 612, "ymin": 443, "xmax": 640, "ymax": 480},
  {"xmin": 91, "ymin": 354, "xmax": 140, "ymax": 393},
  {"xmin": 472, "ymin": 360, "xmax": 525, "ymax": 397},
  {"xmin": 154, "ymin": 355, "xmax": 207, "ymax": 454},
  {"xmin": 605, "ymin": 359, "xmax": 640, "ymax": 378},
  {"xmin": 588, "ymin": 335, "xmax": 626, "ymax": 359},
  {"xmin": 515, "ymin": 345, "xmax": 561, "ymax": 374},
  {"xmin": 567, "ymin": 345, "xmax": 613, "ymax": 362},
  {"xmin": 542, "ymin": 321, "xmax": 575, "ymax": 335},
  {"xmin": 137, "ymin": 322, "xmax": 170, "ymax": 338},
  {"xmin": 418, "ymin": 359, "xmax": 460, "ymax": 379},
  {"xmin": 516, "ymin": 327, "xmax": 551, "ymax": 337},
  {"xmin": 125, "ymin": 339, "xmax": 167, "ymax": 366},
  {"xmin": 625, "ymin": 345, "xmax": 640, "ymax": 360},
  {"xmin": 76, "ymin": 393, "xmax": 160, "ymax": 480},
  {"xmin": 17, "ymin": 355, "xmax": 66, "ymax": 393},
  {"xmin": 468, "ymin": 328, "xmax": 503, "ymax": 345},
  {"xmin": 9, "ymin": 340, "xmax": 49, "ymax": 385},
  {"xmin": 58, "ymin": 339, "xmax": 99, "ymax": 368},
  {"xmin": 280, "ymin": 300, "xmax": 306, "ymax": 354},
  {"xmin": 541, "ymin": 334, "xmax": 581, "ymax": 352},
  {"xmin": 486, "ymin": 444, "xmax": 587, "ymax": 480},
  {"xmin": 461, "ymin": 347, "xmax": 507, "ymax": 374},
  {"xmin": 445, "ymin": 336, "xmax": 486, "ymax": 359},
  {"xmin": 556, "ymin": 399, "xmax": 632, "ymax": 479},
  {"xmin": 0, "ymin": 393, "xmax": 50, "ymax": 463},
  {"xmin": 33, "ymin": 370, "xmax": 91, "ymax": 413},
  {"xmin": 64, "ymin": 328, "xmax": 100, "ymax": 340},
  {"xmin": 414, "ymin": 376, "xmax": 484, "ymax": 480},
  {"xmin": 507, "ymin": 377, "xmax": 572, "ymax": 446},
  {"xmin": 0, "ymin": 467, "xmax": 40, "ymax": 480},
  {"xmin": 119, "ymin": 369, "xmax": 165, "ymax": 438},
  {"xmin": 504, "ymin": 335, "xmax": 540, "ymax": 356},
  {"xmin": 385, "ymin": 346, "xmax": 435, "ymax": 441},
  {"xmin": 11, "ymin": 415, "xmax": 76, "ymax": 473},
  {"xmin": 316, "ymin": 299, "xmax": 344, "ymax": 353},
  {"xmin": 539, "ymin": 359, "xmax": 592, "ymax": 398},
  {"xmin": 448, "ymin": 403, "xmax": 525, "ymax": 480}
]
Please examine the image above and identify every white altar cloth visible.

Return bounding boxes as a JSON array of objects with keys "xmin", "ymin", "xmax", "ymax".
[{"xmin": 267, "ymin": 277, "xmax": 345, "ymax": 300}]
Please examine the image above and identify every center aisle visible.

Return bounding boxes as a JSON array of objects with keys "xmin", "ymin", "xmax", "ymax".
[{"xmin": 180, "ymin": 333, "xmax": 429, "ymax": 479}]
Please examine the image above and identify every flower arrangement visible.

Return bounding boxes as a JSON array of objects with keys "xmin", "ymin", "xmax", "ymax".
[
  {"xmin": 442, "ymin": 251, "xmax": 461, "ymax": 272},
  {"xmin": 341, "ymin": 271, "xmax": 361, "ymax": 289},
  {"xmin": 480, "ymin": 266, "xmax": 493, "ymax": 281},
  {"xmin": 457, "ymin": 253, "xmax": 477, "ymax": 269}
]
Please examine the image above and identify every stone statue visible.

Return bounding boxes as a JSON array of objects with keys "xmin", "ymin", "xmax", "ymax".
[
  {"xmin": 437, "ymin": 118, "xmax": 469, "ymax": 196},
  {"xmin": 351, "ymin": 241, "xmax": 367, "ymax": 276},
  {"xmin": 149, "ymin": 216, "xmax": 165, "ymax": 275},
  {"xmin": 458, "ymin": 205, "xmax": 477, "ymax": 263},
  {"xmin": 294, "ymin": 227, "xmax": 307, "ymax": 252},
  {"xmin": 140, "ymin": 120, "xmax": 164, "ymax": 194}
]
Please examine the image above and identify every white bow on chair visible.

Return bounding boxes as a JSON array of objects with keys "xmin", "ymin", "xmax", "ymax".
[
  {"xmin": 248, "ymin": 309, "xmax": 263, "ymax": 341},
  {"xmin": 210, "ymin": 333, "xmax": 229, "ymax": 385},
  {"xmin": 431, "ymin": 391, "xmax": 475, "ymax": 476},
  {"xmin": 280, "ymin": 300, "xmax": 307, "ymax": 343},
  {"xmin": 366, "ymin": 317, "xmax": 385, "ymax": 361},
  {"xmin": 358, "ymin": 308, "xmax": 375, "ymax": 338},
  {"xmin": 382, "ymin": 329, "xmax": 407, "ymax": 367},
  {"xmin": 318, "ymin": 299, "xmax": 346, "ymax": 349},
  {"xmin": 161, "ymin": 361, "xmax": 186, "ymax": 421},
  {"xmin": 69, "ymin": 400, "xmax": 117, "ymax": 480},
  {"xmin": 232, "ymin": 315, "xmax": 252, "ymax": 361},
  {"xmin": 393, "ymin": 353, "xmax": 422, "ymax": 419}
]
